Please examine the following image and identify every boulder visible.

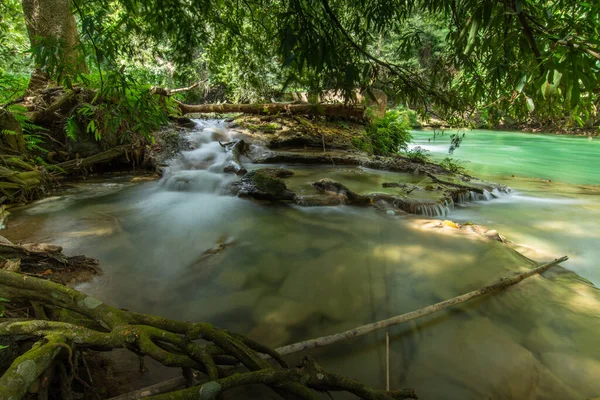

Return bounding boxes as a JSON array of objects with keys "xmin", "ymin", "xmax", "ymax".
[{"xmin": 230, "ymin": 169, "xmax": 296, "ymax": 201}]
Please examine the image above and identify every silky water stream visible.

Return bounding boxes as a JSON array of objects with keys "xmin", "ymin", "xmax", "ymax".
[{"xmin": 3, "ymin": 121, "xmax": 600, "ymax": 399}]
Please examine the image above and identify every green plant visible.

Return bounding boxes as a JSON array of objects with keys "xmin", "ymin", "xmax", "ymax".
[
  {"xmin": 5, "ymin": 105, "xmax": 49, "ymax": 153},
  {"xmin": 404, "ymin": 146, "xmax": 430, "ymax": 162},
  {"xmin": 359, "ymin": 110, "xmax": 413, "ymax": 156},
  {"xmin": 263, "ymin": 122, "xmax": 280, "ymax": 133},
  {"xmin": 440, "ymin": 157, "xmax": 467, "ymax": 173}
]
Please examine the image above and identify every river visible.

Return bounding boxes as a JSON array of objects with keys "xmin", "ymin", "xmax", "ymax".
[
  {"xmin": 411, "ymin": 129, "xmax": 600, "ymax": 286},
  {"xmin": 3, "ymin": 122, "xmax": 600, "ymax": 399}
]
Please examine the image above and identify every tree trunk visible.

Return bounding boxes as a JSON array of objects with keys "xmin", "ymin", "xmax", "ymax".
[
  {"xmin": 21, "ymin": 0, "xmax": 88, "ymax": 93},
  {"xmin": 0, "ymin": 110, "xmax": 27, "ymax": 154}
]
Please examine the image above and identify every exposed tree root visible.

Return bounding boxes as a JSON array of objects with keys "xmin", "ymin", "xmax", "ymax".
[
  {"xmin": 87, "ymin": 255, "xmax": 567, "ymax": 399},
  {"xmin": 0, "ymin": 270, "xmax": 417, "ymax": 400},
  {"xmin": 54, "ymin": 145, "xmax": 132, "ymax": 172}
]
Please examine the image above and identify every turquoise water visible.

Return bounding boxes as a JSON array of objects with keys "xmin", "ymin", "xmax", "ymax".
[
  {"xmin": 411, "ymin": 129, "xmax": 600, "ymax": 184},
  {"xmin": 412, "ymin": 129, "xmax": 600, "ymax": 285}
]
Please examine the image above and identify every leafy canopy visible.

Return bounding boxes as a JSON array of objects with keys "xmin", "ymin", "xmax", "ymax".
[{"xmin": 2, "ymin": 0, "xmax": 599, "ymax": 127}]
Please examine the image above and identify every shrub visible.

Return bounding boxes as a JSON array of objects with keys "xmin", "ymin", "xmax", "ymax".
[
  {"xmin": 439, "ymin": 157, "xmax": 467, "ymax": 173},
  {"xmin": 355, "ymin": 110, "xmax": 413, "ymax": 156},
  {"xmin": 404, "ymin": 146, "xmax": 430, "ymax": 162}
]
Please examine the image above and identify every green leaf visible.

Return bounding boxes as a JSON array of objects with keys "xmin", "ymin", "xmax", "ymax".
[
  {"xmin": 464, "ymin": 19, "xmax": 480, "ymax": 55},
  {"xmin": 526, "ymin": 96, "xmax": 535, "ymax": 112},
  {"xmin": 516, "ymin": 75, "xmax": 527, "ymax": 93}
]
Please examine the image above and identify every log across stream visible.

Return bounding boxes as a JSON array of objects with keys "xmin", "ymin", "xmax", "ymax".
[{"xmin": 3, "ymin": 120, "xmax": 600, "ymax": 399}]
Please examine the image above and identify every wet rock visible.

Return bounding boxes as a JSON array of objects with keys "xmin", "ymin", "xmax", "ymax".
[
  {"xmin": 279, "ymin": 260, "xmax": 386, "ymax": 322},
  {"xmin": 312, "ymin": 179, "xmax": 370, "ymax": 205},
  {"xmin": 382, "ymin": 182, "xmax": 421, "ymax": 193},
  {"xmin": 253, "ymin": 295, "xmax": 316, "ymax": 327},
  {"xmin": 257, "ymin": 254, "xmax": 288, "ymax": 286},
  {"xmin": 248, "ymin": 322, "xmax": 291, "ymax": 348},
  {"xmin": 216, "ymin": 269, "xmax": 249, "ymax": 290},
  {"xmin": 483, "ymin": 229, "xmax": 504, "ymax": 241},
  {"xmin": 294, "ymin": 195, "xmax": 344, "ymax": 207},
  {"xmin": 198, "ymin": 287, "xmax": 266, "ymax": 322},
  {"xmin": 251, "ymin": 168, "xmax": 294, "ymax": 179},
  {"xmin": 540, "ymin": 352, "xmax": 600, "ymax": 396},
  {"xmin": 230, "ymin": 169, "xmax": 296, "ymax": 201},
  {"xmin": 404, "ymin": 317, "xmax": 580, "ymax": 399},
  {"xmin": 523, "ymin": 326, "xmax": 575, "ymax": 353}
]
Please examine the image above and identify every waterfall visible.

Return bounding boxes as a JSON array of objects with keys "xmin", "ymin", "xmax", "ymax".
[
  {"xmin": 414, "ymin": 199, "xmax": 454, "ymax": 217},
  {"xmin": 159, "ymin": 120, "xmax": 237, "ymax": 193},
  {"xmin": 454, "ymin": 188, "xmax": 508, "ymax": 205}
]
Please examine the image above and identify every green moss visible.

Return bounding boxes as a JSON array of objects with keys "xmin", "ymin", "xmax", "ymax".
[
  {"xmin": 253, "ymin": 171, "xmax": 287, "ymax": 193},
  {"xmin": 263, "ymin": 123, "xmax": 280, "ymax": 133}
]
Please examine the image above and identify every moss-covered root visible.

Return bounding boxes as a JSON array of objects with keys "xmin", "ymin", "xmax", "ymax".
[
  {"xmin": 0, "ymin": 336, "xmax": 68, "ymax": 400},
  {"xmin": 0, "ymin": 271, "xmax": 418, "ymax": 400},
  {"xmin": 146, "ymin": 357, "xmax": 418, "ymax": 400}
]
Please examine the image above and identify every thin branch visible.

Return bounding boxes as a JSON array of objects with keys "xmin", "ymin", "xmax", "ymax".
[{"xmin": 276, "ymin": 256, "xmax": 568, "ymax": 355}]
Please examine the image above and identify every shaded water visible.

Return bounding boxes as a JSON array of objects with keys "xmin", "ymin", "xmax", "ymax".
[{"xmin": 4, "ymin": 122, "xmax": 600, "ymax": 399}]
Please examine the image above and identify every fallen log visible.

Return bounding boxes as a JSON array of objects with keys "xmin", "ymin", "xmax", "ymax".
[
  {"xmin": 176, "ymin": 101, "xmax": 366, "ymax": 119},
  {"xmin": 54, "ymin": 145, "xmax": 130, "ymax": 172},
  {"xmin": 112, "ymin": 255, "xmax": 568, "ymax": 399},
  {"xmin": 276, "ymin": 256, "xmax": 568, "ymax": 355}
]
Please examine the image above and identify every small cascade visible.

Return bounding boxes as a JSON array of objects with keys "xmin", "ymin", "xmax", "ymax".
[
  {"xmin": 454, "ymin": 188, "xmax": 509, "ymax": 205},
  {"xmin": 159, "ymin": 120, "xmax": 237, "ymax": 193},
  {"xmin": 482, "ymin": 189, "xmax": 493, "ymax": 200},
  {"xmin": 414, "ymin": 199, "xmax": 453, "ymax": 217}
]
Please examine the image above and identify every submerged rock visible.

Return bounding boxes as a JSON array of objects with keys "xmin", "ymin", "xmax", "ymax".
[
  {"xmin": 312, "ymin": 178, "xmax": 371, "ymax": 205},
  {"xmin": 253, "ymin": 295, "xmax": 316, "ymax": 327},
  {"xmin": 404, "ymin": 317, "xmax": 580, "ymax": 399},
  {"xmin": 230, "ymin": 169, "xmax": 296, "ymax": 201},
  {"xmin": 539, "ymin": 352, "xmax": 600, "ymax": 396}
]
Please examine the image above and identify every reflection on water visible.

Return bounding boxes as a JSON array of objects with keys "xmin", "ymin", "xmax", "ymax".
[{"xmin": 3, "ymin": 122, "xmax": 600, "ymax": 399}]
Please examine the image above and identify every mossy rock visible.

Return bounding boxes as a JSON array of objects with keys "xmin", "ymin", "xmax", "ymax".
[{"xmin": 231, "ymin": 169, "xmax": 296, "ymax": 201}]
